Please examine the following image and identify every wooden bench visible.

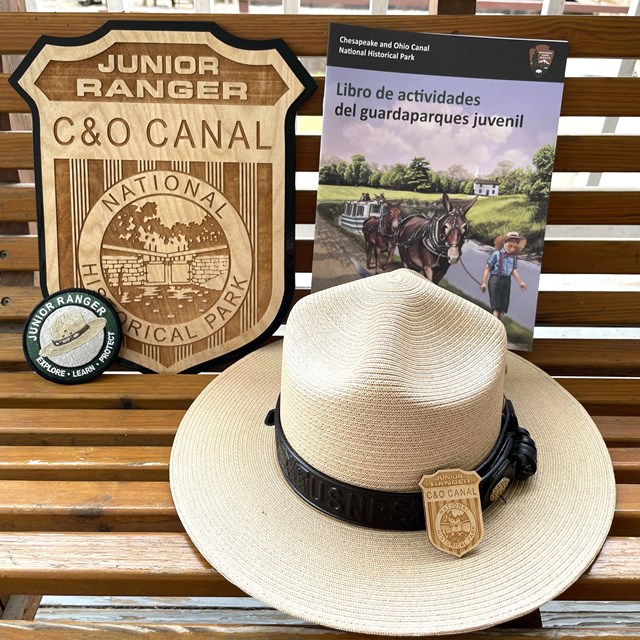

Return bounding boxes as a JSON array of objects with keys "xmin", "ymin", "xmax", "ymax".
[{"xmin": 1, "ymin": 10, "xmax": 640, "ymax": 639}]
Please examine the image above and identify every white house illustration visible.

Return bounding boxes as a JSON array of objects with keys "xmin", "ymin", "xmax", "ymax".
[{"xmin": 473, "ymin": 179, "xmax": 500, "ymax": 197}]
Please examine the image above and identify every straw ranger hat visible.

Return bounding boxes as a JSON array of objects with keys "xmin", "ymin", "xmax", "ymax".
[
  {"xmin": 495, "ymin": 231, "xmax": 527, "ymax": 252},
  {"xmin": 39, "ymin": 310, "xmax": 107, "ymax": 357},
  {"xmin": 170, "ymin": 269, "xmax": 614, "ymax": 636}
]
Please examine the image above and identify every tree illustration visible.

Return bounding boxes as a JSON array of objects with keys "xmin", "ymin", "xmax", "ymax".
[{"xmin": 103, "ymin": 201, "xmax": 225, "ymax": 255}]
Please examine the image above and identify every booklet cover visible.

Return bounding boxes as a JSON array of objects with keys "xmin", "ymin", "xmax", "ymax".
[{"xmin": 311, "ymin": 24, "xmax": 568, "ymax": 350}]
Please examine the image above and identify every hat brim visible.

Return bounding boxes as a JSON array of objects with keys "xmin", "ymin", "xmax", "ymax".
[
  {"xmin": 39, "ymin": 317, "xmax": 107, "ymax": 358},
  {"xmin": 170, "ymin": 341, "xmax": 615, "ymax": 636},
  {"xmin": 496, "ymin": 236, "xmax": 527, "ymax": 252}
]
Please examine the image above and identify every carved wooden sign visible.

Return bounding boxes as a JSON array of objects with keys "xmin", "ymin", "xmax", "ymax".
[{"xmin": 11, "ymin": 22, "xmax": 315, "ymax": 373}]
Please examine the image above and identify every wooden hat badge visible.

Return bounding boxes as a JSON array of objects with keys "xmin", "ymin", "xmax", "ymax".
[{"xmin": 10, "ymin": 22, "xmax": 316, "ymax": 373}]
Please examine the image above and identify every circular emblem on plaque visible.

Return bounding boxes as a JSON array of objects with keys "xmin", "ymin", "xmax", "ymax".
[
  {"xmin": 77, "ymin": 171, "xmax": 253, "ymax": 351},
  {"xmin": 435, "ymin": 502, "xmax": 477, "ymax": 551},
  {"xmin": 23, "ymin": 288, "xmax": 122, "ymax": 384}
]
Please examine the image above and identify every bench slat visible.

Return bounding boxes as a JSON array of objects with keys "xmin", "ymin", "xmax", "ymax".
[
  {"xmin": 0, "ymin": 445, "xmax": 635, "ymax": 482},
  {"xmin": 597, "ymin": 417, "xmax": 640, "ymax": 447},
  {"xmin": 0, "ymin": 409, "xmax": 181, "ymax": 446},
  {"xmin": 0, "ymin": 15, "xmax": 639, "ymax": 57},
  {"xmin": 5, "ymin": 623, "xmax": 640, "ymax": 640},
  {"xmin": 0, "ymin": 410, "xmax": 633, "ymax": 447},
  {"xmin": 3, "ymin": 75, "xmax": 640, "ymax": 118},
  {"xmin": 0, "ymin": 286, "xmax": 40, "ymax": 320},
  {"xmin": 2, "ymin": 237, "xmax": 639, "ymax": 275},
  {"xmin": 546, "ymin": 192, "xmax": 640, "ymax": 226},
  {"xmin": 0, "ymin": 185, "xmax": 35, "ymax": 223},
  {"xmin": 3, "ymin": 133, "xmax": 640, "ymax": 173},
  {"xmin": 0, "ymin": 374, "xmax": 637, "ymax": 413},
  {"xmin": 519, "ymin": 340, "xmax": 640, "ymax": 377},
  {"xmin": 535, "ymin": 293, "xmax": 640, "ymax": 327},
  {"xmin": 0, "ymin": 532, "xmax": 634, "ymax": 598},
  {"xmin": 3, "ymin": 336, "xmax": 640, "ymax": 377},
  {"xmin": 0, "ymin": 480, "xmax": 636, "ymax": 535},
  {"xmin": 0, "ymin": 481, "xmax": 180, "ymax": 533},
  {"xmin": 0, "ymin": 446, "xmax": 169, "ymax": 481},
  {"xmin": 560, "ymin": 379, "xmax": 640, "ymax": 416},
  {"xmin": 2, "ymin": 185, "xmax": 639, "ymax": 226},
  {"xmin": 0, "ymin": 531, "xmax": 242, "ymax": 597},
  {"xmin": 0, "ymin": 374, "xmax": 212, "ymax": 410}
]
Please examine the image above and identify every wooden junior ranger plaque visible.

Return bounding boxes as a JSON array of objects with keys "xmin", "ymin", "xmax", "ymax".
[
  {"xmin": 10, "ymin": 22, "xmax": 315, "ymax": 373},
  {"xmin": 419, "ymin": 469, "xmax": 484, "ymax": 558}
]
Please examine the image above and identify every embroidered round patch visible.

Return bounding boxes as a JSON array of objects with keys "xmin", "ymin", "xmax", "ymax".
[{"xmin": 23, "ymin": 288, "xmax": 122, "ymax": 384}]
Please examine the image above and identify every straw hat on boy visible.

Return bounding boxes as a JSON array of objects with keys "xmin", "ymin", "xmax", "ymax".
[
  {"xmin": 170, "ymin": 269, "xmax": 614, "ymax": 636},
  {"xmin": 495, "ymin": 230, "xmax": 527, "ymax": 252}
]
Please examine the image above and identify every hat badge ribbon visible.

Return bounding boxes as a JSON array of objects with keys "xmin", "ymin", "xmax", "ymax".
[{"xmin": 265, "ymin": 399, "xmax": 537, "ymax": 557}]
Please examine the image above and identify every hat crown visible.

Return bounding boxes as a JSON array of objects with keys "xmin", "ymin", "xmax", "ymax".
[
  {"xmin": 281, "ymin": 270, "xmax": 507, "ymax": 492},
  {"xmin": 50, "ymin": 311, "xmax": 87, "ymax": 340}
]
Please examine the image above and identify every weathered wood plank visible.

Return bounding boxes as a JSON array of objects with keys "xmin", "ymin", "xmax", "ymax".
[
  {"xmin": 0, "ymin": 445, "xmax": 634, "ymax": 483},
  {"xmin": 561, "ymin": 537, "xmax": 640, "ymax": 601},
  {"xmin": 0, "ymin": 410, "xmax": 633, "ymax": 447},
  {"xmin": 613, "ymin": 484, "xmax": 640, "ymax": 536},
  {"xmin": 0, "ymin": 595, "xmax": 41, "ymax": 621},
  {"xmin": 596, "ymin": 417, "xmax": 640, "ymax": 448},
  {"xmin": 0, "ymin": 236, "xmax": 39, "ymax": 271},
  {"xmin": 0, "ymin": 374, "xmax": 213, "ymax": 410},
  {"xmin": 0, "ymin": 447, "xmax": 170, "ymax": 481},
  {"xmin": 0, "ymin": 533, "xmax": 634, "ymax": 597},
  {"xmin": 0, "ymin": 374, "xmax": 636, "ymax": 413},
  {"xmin": 560, "ymin": 77, "xmax": 640, "ymax": 117},
  {"xmin": 0, "ymin": 409, "xmax": 182, "ymax": 446},
  {"xmin": 0, "ymin": 132, "xmax": 32, "ymax": 171},
  {"xmin": 7, "ymin": 622, "xmax": 640, "ymax": 639},
  {"xmin": 4, "ymin": 133, "xmax": 640, "ymax": 173},
  {"xmin": 0, "ymin": 481, "xmax": 180, "ymax": 532},
  {"xmin": 535, "ymin": 293, "xmax": 640, "ymax": 328},
  {"xmin": 559, "ymin": 379, "xmax": 640, "ymax": 416},
  {"xmin": 0, "ymin": 286, "xmax": 40, "ymax": 320},
  {"xmin": 1, "ymin": 185, "xmax": 639, "ymax": 227},
  {"xmin": 519, "ymin": 340, "xmax": 640, "ymax": 377},
  {"xmin": 0, "ymin": 480, "xmax": 636, "ymax": 534},
  {"xmin": 546, "ymin": 192, "xmax": 640, "ymax": 226},
  {"xmin": 608, "ymin": 450, "xmax": 640, "ymax": 484},
  {"xmin": 0, "ymin": 185, "xmax": 34, "ymax": 223},
  {"xmin": 0, "ymin": 15, "xmax": 639, "ymax": 57},
  {"xmin": 0, "ymin": 532, "xmax": 241, "ymax": 597}
]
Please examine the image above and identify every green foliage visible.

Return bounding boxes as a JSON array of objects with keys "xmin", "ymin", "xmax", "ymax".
[
  {"xmin": 344, "ymin": 154, "xmax": 372, "ymax": 187},
  {"xmin": 404, "ymin": 157, "xmax": 432, "ymax": 192},
  {"xmin": 465, "ymin": 194, "xmax": 546, "ymax": 254},
  {"xmin": 380, "ymin": 164, "xmax": 409, "ymax": 190},
  {"xmin": 369, "ymin": 170, "xmax": 382, "ymax": 188},
  {"xmin": 499, "ymin": 167, "xmax": 531, "ymax": 195},
  {"xmin": 524, "ymin": 144, "xmax": 555, "ymax": 203},
  {"xmin": 319, "ymin": 164, "xmax": 344, "ymax": 186}
]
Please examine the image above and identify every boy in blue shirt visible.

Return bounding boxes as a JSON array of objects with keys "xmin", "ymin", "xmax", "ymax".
[{"xmin": 480, "ymin": 231, "xmax": 527, "ymax": 320}]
